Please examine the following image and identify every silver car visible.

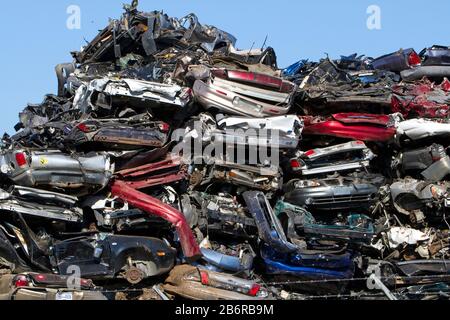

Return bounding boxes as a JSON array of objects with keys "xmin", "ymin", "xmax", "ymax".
[
  {"xmin": 0, "ymin": 150, "xmax": 114, "ymax": 195},
  {"xmin": 0, "ymin": 273, "xmax": 107, "ymax": 301},
  {"xmin": 193, "ymin": 69, "xmax": 297, "ymax": 117},
  {"xmin": 0, "ymin": 186, "xmax": 83, "ymax": 222},
  {"xmin": 290, "ymin": 141, "xmax": 375, "ymax": 176}
]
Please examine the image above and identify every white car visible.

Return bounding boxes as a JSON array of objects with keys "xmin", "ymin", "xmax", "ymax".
[{"xmin": 193, "ymin": 69, "xmax": 297, "ymax": 117}]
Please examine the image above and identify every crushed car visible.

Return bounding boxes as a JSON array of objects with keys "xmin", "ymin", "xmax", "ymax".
[
  {"xmin": 283, "ymin": 172, "xmax": 385, "ymax": 212},
  {"xmin": 2, "ymin": 0, "xmax": 450, "ymax": 301},
  {"xmin": 0, "ymin": 273, "xmax": 108, "ymax": 300},
  {"xmin": 289, "ymin": 141, "xmax": 375, "ymax": 176},
  {"xmin": 193, "ymin": 69, "xmax": 298, "ymax": 118},
  {"xmin": 0, "ymin": 150, "xmax": 114, "ymax": 196}
]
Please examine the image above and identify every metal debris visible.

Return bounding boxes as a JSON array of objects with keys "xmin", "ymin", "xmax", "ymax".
[{"xmin": 0, "ymin": 0, "xmax": 449, "ymax": 301}]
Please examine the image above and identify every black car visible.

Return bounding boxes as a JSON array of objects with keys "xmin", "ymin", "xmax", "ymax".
[
  {"xmin": 283, "ymin": 173, "xmax": 385, "ymax": 212},
  {"xmin": 52, "ymin": 234, "xmax": 176, "ymax": 284}
]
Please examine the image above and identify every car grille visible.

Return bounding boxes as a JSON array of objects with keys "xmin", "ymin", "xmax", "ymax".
[{"xmin": 312, "ymin": 193, "xmax": 374, "ymax": 205}]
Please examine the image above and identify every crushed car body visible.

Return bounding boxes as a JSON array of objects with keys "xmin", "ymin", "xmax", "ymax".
[
  {"xmin": 1, "ymin": 0, "xmax": 450, "ymax": 301},
  {"xmin": 193, "ymin": 69, "xmax": 297, "ymax": 117},
  {"xmin": 0, "ymin": 150, "xmax": 114, "ymax": 196},
  {"xmin": 302, "ymin": 113, "xmax": 397, "ymax": 142},
  {"xmin": 290, "ymin": 141, "xmax": 375, "ymax": 176},
  {"xmin": 283, "ymin": 173, "xmax": 385, "ymax": 212}
]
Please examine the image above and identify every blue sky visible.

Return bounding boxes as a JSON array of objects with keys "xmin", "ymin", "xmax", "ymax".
[{"xmin": 0, "ymin": 0, "xmax": 449, "ymax": 133}]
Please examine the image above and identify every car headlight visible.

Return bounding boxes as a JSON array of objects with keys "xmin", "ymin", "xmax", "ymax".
[{"xmin": 431, "ymin": 186, "xmax": 445, "ymax": 199}]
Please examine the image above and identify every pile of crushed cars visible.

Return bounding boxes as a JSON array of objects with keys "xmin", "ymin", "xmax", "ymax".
[{"xmin": 1, "ymin": 2, "xmax": 450, "ymax": 301}]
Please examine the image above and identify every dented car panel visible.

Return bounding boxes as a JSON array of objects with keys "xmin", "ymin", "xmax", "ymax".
[
  {"xmin": 244, "ymin": 191, "xmax": 297, "ymax": 254},
  {"xmin": 422, "ymin": 157, "xmax": 450, "ymax": 182},
  {"xmin": 217, "ymin": 115, "xmax": 302, "ymax": 134},
  {"xmin": 0, "ymin": 273, "xmax": 108, "ymax": 301},
  {"xmin": 401, "ymin": 66, "xmax": 450, "ymax": 82},
  {"xmin": 284, "ymin": 173, "xmax": 384, "ymax": 212},
  {"xmin": 396, "ymin": 118, "xmax": 450, "ymax": 142},
  {"xmin": 0, "ymin": 186, "xmax": 83, "ymax": 223},
  {"xmin": 66, "ymin": 120, "xmax": 170, "ymax": 149},
  {"xmin": 111, "ymin": 180, "xmax": 202, "ymax": 261},
  {"xmin": 290, "ymin": 141, "xmax": 375, "ymax": 176},
  {"xmin": 261, "ymin": 248, "xmax": 355, "ymax": 281},
  {"xmin": 74, "ymin": 78, "xmax": 192, "ymax": 113},
  {"xmin": 193, "ymin": 69, "xmax": 297, "ymax": 117},
  {"xmin": 214, "ymin": 115, "xmax": 303, "ymax": 149},
  {"xmin": 103, "ymin": 79, "xmax": 191, "ymax": 107},
  {"xmin": 397, "ymin": 144, "xmax": 450, "ymax": 182},
  {"xmin": 371, "ymin": 48, "xmax": 421, "ymax": 72},
  {"xmin": 302, "ymin": 113, "xmax": 396, "ymax": 142},
  {"xmin": 274, "ymin": 201, "xmax": 375, "ymax": 244},
  {"xmin": 52, "ymin": 234, "xmax": 176, "ymax": 283},
  {"xmin": 243, "ymin": 192, "xmax": 355, "ymax": 280},
  {"xmin": 163, "ymin": 265, "xmax": 269, "ymax": 300},
  {"xmin": 390, "ymin": 178, "xmax": 450, "ymax": 217},
  {"xmin": 391, "ymin": 79, "xmax": 450, "ymax": 118},
  {"xmin": 115, "ymin": 156, "xmax": 188, "ymax": 190},
  {"xmin": 421, "ymin": 45, "xmax": 450, "ymax": 66},
  {"xmin": 188, "ymin": 113, "xmax": 303, "ymax": 150},
  {"xmin": 0, "ymin": 150, "xmax": 113, "ymax": 195},
  {"xmin": 200, "ymin": 248, "xmax": 254, "ymax": 273}
]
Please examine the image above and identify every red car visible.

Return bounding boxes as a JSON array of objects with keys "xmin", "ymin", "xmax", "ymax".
[{"xmin": 301, "ymin": 113, "xmax": 397, "ymax": 142}]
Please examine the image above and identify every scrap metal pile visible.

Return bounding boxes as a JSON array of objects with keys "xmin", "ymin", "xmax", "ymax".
[{"xmin": 1, "ymin": 2, "xmax": 450, "ymax": 300}]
